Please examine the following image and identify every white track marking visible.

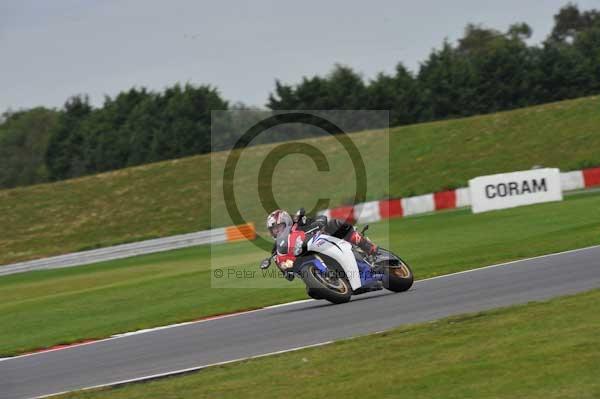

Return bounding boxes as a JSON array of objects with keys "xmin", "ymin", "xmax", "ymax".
[
  {"xmin": 111, "ymin": 308, "xmax": 268, "ymax": 338},
  {"xmin": 0, "ymin": 309, "xmax": 267, "ymax": 363},
  {"xmin": 34, "ymin": 341, "xmax": 334, "ymax": 399},
  {"xmin": 3, "ymin": 244, "xmax": 599, "ymax": 364},
  {"xmin": 264, "ymin": 299, "xmax": 314, "ymax": 309},
  {"xmin": 0, "ymin": 340, "xmax": 117, "ymax": 363}
]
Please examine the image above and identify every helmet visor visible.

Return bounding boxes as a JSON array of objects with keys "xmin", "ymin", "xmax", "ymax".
[{"xmin": 269, "ymin": 223, "xmax": 286, "ymax": 238}]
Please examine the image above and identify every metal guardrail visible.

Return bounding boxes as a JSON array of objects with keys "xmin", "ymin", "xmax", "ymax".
[{"xmin": 0, "ymin": 228, "xmax": 229, "ymax": 277}]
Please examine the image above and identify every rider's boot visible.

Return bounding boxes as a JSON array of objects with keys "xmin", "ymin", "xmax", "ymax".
[{"xmin": 348, "ymin": 230, "xmax": 378, "ymax": 257}]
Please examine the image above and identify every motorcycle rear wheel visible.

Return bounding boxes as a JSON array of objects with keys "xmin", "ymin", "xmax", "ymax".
[{"xmin": 382, "ymin": 258, "xmax": 414, "ymax": 292}]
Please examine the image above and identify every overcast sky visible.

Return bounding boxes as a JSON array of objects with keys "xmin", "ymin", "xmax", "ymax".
[{"xmin": 1, "ymin": 0, "xmax": 598, "ymax": 113}]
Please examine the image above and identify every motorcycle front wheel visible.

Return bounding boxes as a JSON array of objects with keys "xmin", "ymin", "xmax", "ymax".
[{"xmin": 300, "ymin": 264, "xmax": 352, "ymax": 304}]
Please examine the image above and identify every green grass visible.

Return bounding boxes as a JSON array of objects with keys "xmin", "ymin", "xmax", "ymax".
[
  {"xmin": 1, "ymin": 191, "xmax": 599, "ymax": 356},
  {"xmin": 1, "ymin": 96, "xmax": 600, "ymax": 264},
  {"xmin": 58, "ymin": 288, "xmax": 600, "ymax": 399}
]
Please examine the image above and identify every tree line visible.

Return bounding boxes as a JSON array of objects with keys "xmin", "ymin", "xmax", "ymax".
[
  {"xmin": 1, "ymin": 3, "xmax": 599, "ymax": 189},
  {"xmin": 268, "ymin": 5, "xmax": 600, "ymax": 124}
]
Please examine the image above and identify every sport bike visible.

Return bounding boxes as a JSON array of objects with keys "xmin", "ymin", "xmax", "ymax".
[{"xmin": 267, "ymin": 223, "xmax": 414, "ymax": 304}]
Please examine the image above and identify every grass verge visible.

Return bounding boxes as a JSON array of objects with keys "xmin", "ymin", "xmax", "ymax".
[
  {"xmin": 58, "ymin": 288, "xmax": 600, "ymax": 399},
  {"xmin": 1, "ymin": 96, "xmax": 600, "ymax": 264},
  {"xmin": 0, "ymin": 191, "xmax": 599, "ymax": 356}
]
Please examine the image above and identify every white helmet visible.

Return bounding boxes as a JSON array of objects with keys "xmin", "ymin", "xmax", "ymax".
[{"xmin": 266, "ymin": 209, "xmax": 292, "ymax": 238}]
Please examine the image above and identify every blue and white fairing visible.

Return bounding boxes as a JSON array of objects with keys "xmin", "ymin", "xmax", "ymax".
[{"xmin": 306, "ymin": 233, "xmax": 363, "ymax": 291}]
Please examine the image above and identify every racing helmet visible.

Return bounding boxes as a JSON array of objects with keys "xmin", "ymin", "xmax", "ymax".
[{"xmin": 266, "ymin": 209, "xmax": 292, "ymax": 238}]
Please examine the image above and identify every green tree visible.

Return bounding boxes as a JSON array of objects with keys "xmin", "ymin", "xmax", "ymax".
[
  {"xmin": 471, "ymin": 26, "xmax": 536, "ymax": 112},
  {"xmin": 122, "ymin": 94, "xmax": 163, "ymax": 166},
  {"xmin": 573, "ymin": 24, "xmax": 600, "ymax": 92},
  {"xmin": 531, "ymin": 42, "xmax": 591, "ymax": 102},
  {"xmin": 148, "ymin": 84, "xmax": 227, "ymax": 162},
  {"xmin": 81, "ymin": 88, "xmax": 148, "ymax": 172},
  {"xmin": 45, "ymin": 96, "xmax": 92, "ymax": 180},
  {"xmin": 43, "ymin": 85, "xmax": 228, "ymax": 181},
  {"xmin": 0, "ymin": 108, "xmax": 59, "ymax": 188},
  {"xmin": 458, "ymin": 24, "xmax": 503, "ymax": 55},
  {"xmin": 418, "ymin": 41, "xmax": 478, "ymax": 119},
  {"xmin": 268, "ymin": 64, "xmax": 367, "ymax": 110},
  {"xmin": 507, "ymin": 22, "xmax": 533, "ymax": 41},
  {"xmin": 550, "ymin": 3, "xmax": 600, "ymax": 42},
  {"xmin": 367, "ymin": 64, "xmax": 420, "ymax": 125}
]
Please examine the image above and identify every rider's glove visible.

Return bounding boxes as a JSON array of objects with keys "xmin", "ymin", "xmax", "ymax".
[
  {"xmin": 294, "ymin": 208, "xmax": 307, "ymax": 226},
  {"xmin": 283, "ymin": 271, "xmax": 295, "ymax": 281},
  {"xmin": 312, "ymin": 215, "xmax": 327, "ymax": 230},
  {"xmin": 260, "ymin": 257, "xmax": 271, "ymax": 270}
]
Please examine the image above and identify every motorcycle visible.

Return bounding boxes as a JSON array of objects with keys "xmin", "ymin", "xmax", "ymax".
[{"xmin": 264, "ymin": 219, "xmax": 414, "ymax": 304}]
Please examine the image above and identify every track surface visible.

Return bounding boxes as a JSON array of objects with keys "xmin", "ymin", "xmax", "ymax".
[{"xmin": 2, "ymin": 246, "xmax": 600, "ymax": 399}]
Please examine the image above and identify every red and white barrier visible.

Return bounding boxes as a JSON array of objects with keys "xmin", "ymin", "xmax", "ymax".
[
  {"xmin": 455, "ymin": 187, "xmax": 471, "ymax": 208},
  {"xmin": 560, "ymin": 171, "xmax": 585, "ymax": 191},
  {"xmin": 402, "ymin": 194, "xmax": 434, "ymax": 216},
  {"xmin": 321, "ymin": 166, "xmax": 600, "ymax": 224},
  {"xmin": 583, "ymin": 167, "xmax": 600, "ymax": 187},
  {"xmin": 434, "ymin": 190, "xmax": 457, "ymax": 210},
  {"xmin": 354, "ymin": 201, "xmax": 381, "ymax": 224}
]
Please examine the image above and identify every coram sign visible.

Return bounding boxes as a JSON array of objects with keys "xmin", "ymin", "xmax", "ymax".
[{"xmin": 469, "ymin": 168, "xmax": 563, "ymax": 213}]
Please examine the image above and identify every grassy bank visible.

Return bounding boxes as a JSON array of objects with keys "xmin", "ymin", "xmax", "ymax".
[
  {"xmin": 1, "ymin": 191, "xmax": 599, "ymax": 356},
  {"xmin": 59, "ymin": 288, "xmax": 600, "ymax": 399},
  {"xmin": 1, "ymin": 96, "xmax": 600, "ymax": 264}
]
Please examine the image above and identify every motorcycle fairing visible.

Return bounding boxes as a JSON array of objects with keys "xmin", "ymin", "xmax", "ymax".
[
  {"xmin": 306, "ymin": 233, "xmax": 362, "ymax": 290},
  {"xmin": 355, "ymin": 258, "xmax": 382, "ymax": 288}
]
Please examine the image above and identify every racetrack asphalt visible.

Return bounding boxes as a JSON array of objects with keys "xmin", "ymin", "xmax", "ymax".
[{"xmin": 1, "ymin": 245, "xmax": 599, "ymax": 399}]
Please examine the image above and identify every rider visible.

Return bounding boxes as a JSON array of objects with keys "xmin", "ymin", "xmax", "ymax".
[{"xmin": 261, "ymin": 209, "xmax": 378, "ymax": 269}]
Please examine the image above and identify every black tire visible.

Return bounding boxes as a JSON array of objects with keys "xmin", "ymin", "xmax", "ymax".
[
  {"xmin": 382, "ymin": 258, "xmax": 414, "ymax": 292},
  {"xmin": 306, "ymin": 288, "xmax": 323, "ymax": 300},
  {"xmin": 299, "ymin": 264, "xmax": 351, "ymax": 304}
]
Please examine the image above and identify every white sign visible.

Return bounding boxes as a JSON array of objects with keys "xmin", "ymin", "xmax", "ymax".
[{"xmin": 469, "ymin": 168, "xmax": 563, "ymax": 213}]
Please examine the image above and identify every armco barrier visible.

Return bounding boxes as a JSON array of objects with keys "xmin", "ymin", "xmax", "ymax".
[{"xmin": 0, "ymin": 223, "xmax": 255, "ymax": 277}]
